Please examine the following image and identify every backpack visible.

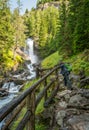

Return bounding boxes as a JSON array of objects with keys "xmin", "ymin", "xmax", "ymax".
[{"xmin": 65, "ymin": 63, "xmax": 72, "ymax": 72}]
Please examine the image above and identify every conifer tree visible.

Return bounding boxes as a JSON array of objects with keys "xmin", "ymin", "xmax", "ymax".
[
  {"xmin": 73, "ymin": 0, "xmax": 89, "ymax": 53},
  {"xmin": 0, "ymin": 0, "xmax": 14, "ymax": 57}
]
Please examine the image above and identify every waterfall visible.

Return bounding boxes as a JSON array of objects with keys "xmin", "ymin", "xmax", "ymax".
[
  {"xmin": 26, "ymin": 38, "xmax": 38, "ymax": 64},
  {"xmin": 0, "ymin": 38, "xmax": 39, "ymax": 108},
  {"xmin": 0, "ymin": 38, "xmax": 40, "ymax": 129}
]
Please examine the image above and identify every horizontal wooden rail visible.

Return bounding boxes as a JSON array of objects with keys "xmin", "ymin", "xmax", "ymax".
[
  {"xmin": 1, "ymin": 101, "xmax": 25, "ymax": 130},
  {"xmin": 0, "ymin": 65, "xmax": 60, "ymax": 130},
  {"xmin": 35, "ymin": 79, "xmax": 56, "ymax": 108}
]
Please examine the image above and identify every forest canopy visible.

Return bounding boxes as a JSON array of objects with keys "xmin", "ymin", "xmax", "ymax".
[
  {"xmin": 25, "ymin": 0, "xmax": 89, "ymax": 57},
  {"xmin": 0, "ymin": 0, "xmax": 89, "ymax": 75}
]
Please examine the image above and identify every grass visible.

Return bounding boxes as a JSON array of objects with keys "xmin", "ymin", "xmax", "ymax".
[
  {"xmin": 35, "ymin": 123, "xmax": 47, "ymax": 130},
  {"xmin": 10, "ymin": 107, "xmax": 26, "ymax": 130},
  {"xmin": 22, "ymin": 79, "xmax": 38, "ymax": 90},
  {"xmin": 41, "ymin": 50, "xmax": 89, "ymax": 76},
  {"xmin": 41, "ymin": 51, "xmax": 62, "ymax": 68}
]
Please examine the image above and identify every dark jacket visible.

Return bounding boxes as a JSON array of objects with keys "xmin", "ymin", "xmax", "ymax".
[{"xmin": 60, "ymin": 63, "xmax": 70, "ymax": 76}]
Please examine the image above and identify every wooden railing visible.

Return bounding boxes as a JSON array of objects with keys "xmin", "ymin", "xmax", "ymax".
[{"xmin": 0, "ymin": 65, "xmax": 60, "ymax": 130}]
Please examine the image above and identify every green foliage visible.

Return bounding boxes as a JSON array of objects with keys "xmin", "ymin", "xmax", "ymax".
[
  {"xmin": 42, "ymin": 51, "xmax": 62, "ymax": 68},
  {"xmin": 0, "ymin": 0, "xmax": 14, "ymax": 53},
  {"xmin": 0, "ymin": 49, "xmax": 22, "ymax": 74},
  {"xmin": 42, "ymin": 49, "xmax": 89, "ymax": 77},
  {"xmin": 24, "ymin": 6, "xmax": 59, "ymax": 58},
  {"xmin": 12, "ymin": 8, "xmax": 26, "ymax": 47},
  {"xmin": 64, "ymin": 49, "xmax": 89, "ymax": 76},
  {"xmin": 82, "ymin": 85, "xmax": 89, "ymax": 89},
  {"xmin": 10, "ymin": 107, "xmax": 26, "ymax": 130},
  {"xmin": 37, "ymin": 0, "xmax": 58, "ymax": 6},
  {"xmin": 0, "ymin": 0, "xmax": 26, "ymax": 75},
  {"xmin": 35, "ymin": 123, "xmax": 46, "ymax": 130},
  {"xmin": 25, "ymin": 0, "xmax": 89, "ymax": 58},
  {"xmin": 22, "ymin": 79, "xmax": 38, "ymax": 90},
  {"xmin": 36, "ymin": 98, "xmax": 44, "ymax": 114}
]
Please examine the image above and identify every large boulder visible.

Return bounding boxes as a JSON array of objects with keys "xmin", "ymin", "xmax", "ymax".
[{"xmin": 67, "ymin": 113, "xmax": 89, "ymax": 130}]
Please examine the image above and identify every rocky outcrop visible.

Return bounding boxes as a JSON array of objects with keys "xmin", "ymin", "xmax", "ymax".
[
  {"xmin": 37, "ymin": 1, "xmax": 60, "ymax": 10},
  {"xmin": 16, "ymin": 47, "xmax": 31, "ymax": 61}
]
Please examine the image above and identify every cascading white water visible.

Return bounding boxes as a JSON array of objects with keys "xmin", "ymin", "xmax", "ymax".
[
  {"xmin": 26, "ymin": 38, "xmax": 39, "ymax": 79},
  {"xmin": 26, "ymin": 38, "xmax": 38, "ymax": 63},
  {"xmin": 0, "ymin": 38, "xmax": 40, "ymax": 129},
  {"xmin": 0, "ymin": 38, "xmax": 39, "ymax": 108}
]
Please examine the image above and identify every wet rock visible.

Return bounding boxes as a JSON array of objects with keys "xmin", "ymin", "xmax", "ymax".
[
  {"xmin": 5, "ymin": 79, "xmax": 26, "ymax": 85},
  {"xmin": 0, "ymin": 88, "xmax": 8, "ymax": 97}
]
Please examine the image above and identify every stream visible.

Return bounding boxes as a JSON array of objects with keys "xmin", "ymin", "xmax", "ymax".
[{"xmin": 0, "ymin": 38, "xmax": 40, "ymax": 109}]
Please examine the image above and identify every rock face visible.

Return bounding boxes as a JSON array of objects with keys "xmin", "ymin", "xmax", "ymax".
[{"xmin": 37, "ymin": 1, "xmax": 60, "ymax": 10}]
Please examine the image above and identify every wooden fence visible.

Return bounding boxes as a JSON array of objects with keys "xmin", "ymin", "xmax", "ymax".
[{"xmin": 0, "ymin": 65, "xmax": 60, "ymax": 130}]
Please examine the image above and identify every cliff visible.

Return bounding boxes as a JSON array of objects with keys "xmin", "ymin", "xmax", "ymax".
[{"xmin": 37, "ymin": 1, "xmax": 60, "ymax": 10}]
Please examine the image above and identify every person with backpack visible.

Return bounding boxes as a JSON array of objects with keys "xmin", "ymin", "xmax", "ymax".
[{"xmin": 59, "ymin": 62, "xmax": 72, "ymax": 90}]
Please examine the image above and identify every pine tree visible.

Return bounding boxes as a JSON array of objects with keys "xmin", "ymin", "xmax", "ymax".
[
  {"xmin": 73, "ymin": 0, "xmax": 89, "ymax": 53},
  {"xmin": 0, "ymin": 0, "xmax": 14, "ymax": 56}
]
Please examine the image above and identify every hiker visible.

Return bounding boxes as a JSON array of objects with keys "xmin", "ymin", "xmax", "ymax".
[{"xmin": 59, "ymin": 62, "xmax": 72, "ymax": 90}]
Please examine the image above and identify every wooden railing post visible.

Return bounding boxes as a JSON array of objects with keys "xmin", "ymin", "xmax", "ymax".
[
  {"xmin": 36, "ymin": 66, "xmax": 40, "ymax": 78},
  {"xmin": 44, "ymin": 78, "xmax": 47, "ymax": 101},
  {"xmin": 55, "ymin": 68, "xmax": 60, "ymax": 89},
  {"xmin": 26, "ymin": 90, "xmax": 35, "ymax": 130}
]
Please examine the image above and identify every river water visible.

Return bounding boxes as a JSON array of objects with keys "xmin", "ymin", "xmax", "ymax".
[{"xmin": 0, "ymin": 38, "xmax": 39, "ymax": 109}]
